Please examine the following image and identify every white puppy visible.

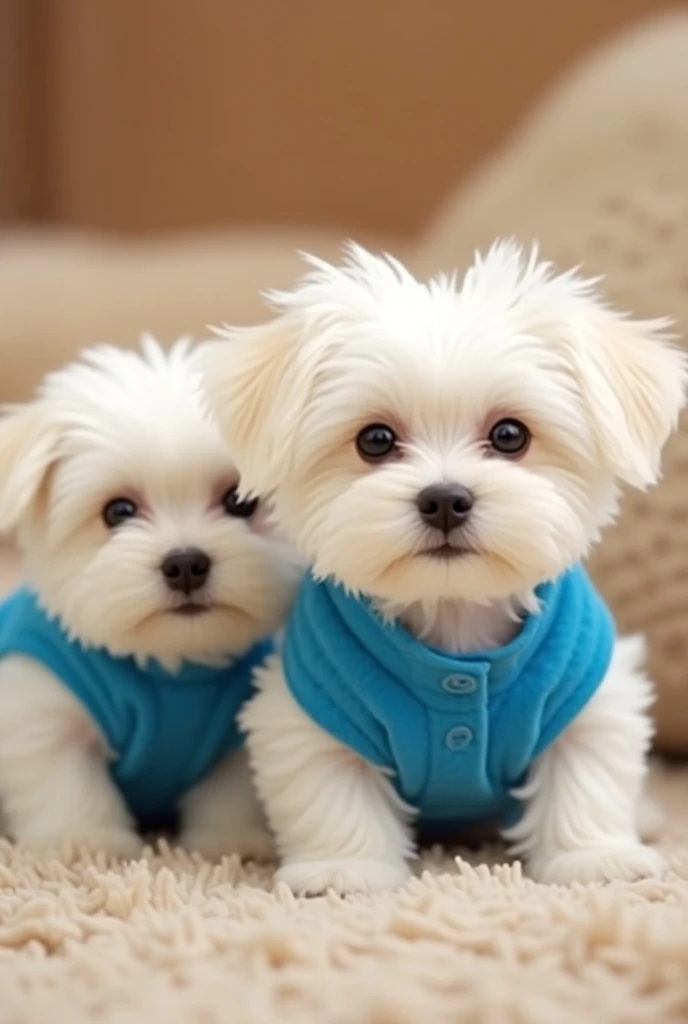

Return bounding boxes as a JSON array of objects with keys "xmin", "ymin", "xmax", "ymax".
[
  {"xmin": 0, "ymin": 337, "xmax": 300, "ymax": 858},
  {"xmin": 206, "ymin": 243, "xmax": 686, "ymax": 895}
]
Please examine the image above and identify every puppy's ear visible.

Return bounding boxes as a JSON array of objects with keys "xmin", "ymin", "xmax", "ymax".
[
  {"xmin": 0, "ymin": 404, "xmax": 60, "ymax": 532},
  {"xmin": 202, "ymin": 317, "xmax": 318, "ymax": 496},
  {"xmin": 568, "ymin": 306, "xmax": 686, "ymax": 488}
]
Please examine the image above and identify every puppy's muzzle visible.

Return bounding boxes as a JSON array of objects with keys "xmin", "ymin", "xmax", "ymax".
[
  {"xmin": 161, "ymin": 548, "xmax": 212, "ymax": 594},
  {"xmin": 416, "ymin": 484, "xmax": 474, "ymax": 533}
]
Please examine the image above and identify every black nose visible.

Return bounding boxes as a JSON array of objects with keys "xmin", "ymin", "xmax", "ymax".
[
  {"xmin": 161, "ymin": 548, "xmax": 212, "ymax": 593},
  {"xmin": 416, "ymin": 484, "xmax": 474, "ymax": 532}
]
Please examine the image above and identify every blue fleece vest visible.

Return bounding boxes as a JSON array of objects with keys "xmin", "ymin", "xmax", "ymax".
[
  {"xmin": 0, "ymin": 588, "xmax": 273, "ymax": 829},
  {"xmin": 283, "ymin": 566, "xmax": 615, "ymax": 827}
]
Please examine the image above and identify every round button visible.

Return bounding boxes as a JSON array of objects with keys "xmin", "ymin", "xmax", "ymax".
[
  {"xmin": 444, "ymin": 725, "xmax": 474, "ymax": 750},
  {"xmin": 441, "ymin": 673, "xmax": 477, "ymax": 695}
]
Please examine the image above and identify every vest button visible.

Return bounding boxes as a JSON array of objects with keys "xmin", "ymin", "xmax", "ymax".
[
  {"xmin": 441, "ymin": 673, "xmax": 477, "ymax": 695},
  {"xmin": 444, "ymin": 725, "xmax": 474, "ymax": 750}
]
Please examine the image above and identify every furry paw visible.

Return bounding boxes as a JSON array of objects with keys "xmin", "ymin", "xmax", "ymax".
[
  {"xmin": 531, "ymin": 843, "xmax": 667, "ymax": 885},
  {"xmin": 180, "ymin": 826, "xmax": 276, "ymax": 862},
  {"xmin": 17, "ymin": 827, "xmax": 143, "ymax": 860},
  {"xmin": 276, "ymin": 857, "xmax": 410, "ymax": 896}
]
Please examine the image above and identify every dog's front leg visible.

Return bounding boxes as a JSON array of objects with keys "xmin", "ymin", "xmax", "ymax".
[
  {"xmin": 180, "ymin": 747, "xmax": 276, "ymax": 861},
  {"xmin": 241, "ymin": 657, "xmax": 415, "ymax": 895},
  {"xmin": 0, "ymin": 656, "xmax": 141, "ymax": 857},
  {"xmin": 504, "ymin": 637, "xmax": 666, "ymax": 884}
]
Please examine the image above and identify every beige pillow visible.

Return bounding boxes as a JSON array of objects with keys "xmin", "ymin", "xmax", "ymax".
[
  {"xmin": 0, "ymin": 227, "xmax": 398, "ymax": 404},
  {"xmin": 414, "ymin": 11, "xmax": 688, "ymax": 752}
]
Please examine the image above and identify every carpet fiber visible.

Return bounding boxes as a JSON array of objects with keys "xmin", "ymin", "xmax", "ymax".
[{"xmin": 1, "ymin": 764, "xmax": 688, "ymax": 1024}]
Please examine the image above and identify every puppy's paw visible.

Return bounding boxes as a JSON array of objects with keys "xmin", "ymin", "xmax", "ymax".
[
  {"xmin": 276, "ymin": 857, "xmax": 410, "ymax": 896},
  {"xmin": 531, "ymin": 843, "xmax": 667, "ymax": 885},
  {"xmin": 18, "ymin": 827, "xmax": 143, "ymax": 860},
  {"xmin": 180, "ymin": 826, "xmax": 276, "ymax": 862}
]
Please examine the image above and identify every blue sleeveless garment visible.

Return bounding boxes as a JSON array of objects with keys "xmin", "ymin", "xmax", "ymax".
[
  {"xmin": 0, "ymin": 588, "xmax": 273, "ymax": 829},
  {"xmin": 282, "ymin": 566, "xmax": 615, "ymax": 827}
]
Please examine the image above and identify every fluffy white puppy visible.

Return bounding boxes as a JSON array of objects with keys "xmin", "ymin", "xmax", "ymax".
[
  {"xmin": 206, "ymin": 242, "xmax": 686, "ymax": 895},
  {"xmin": 0, "ymin": 337, "xmax": 300, "ymax": 858}
]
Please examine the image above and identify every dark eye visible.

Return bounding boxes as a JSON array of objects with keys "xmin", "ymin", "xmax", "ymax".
[
  {"xmin": 102, "ymin": 498, "xmax": 138, "ymax": 528},
  {"xmin": 222, "ymin": 486, "xmax": 259, "ymax": 519},
  {"xmin": 489, "ymin": 418, "xmax": 530, "ymax": 457},
  {"xmin": 356, "ymin": 423, "xmax": 398, "ymax": 462}
]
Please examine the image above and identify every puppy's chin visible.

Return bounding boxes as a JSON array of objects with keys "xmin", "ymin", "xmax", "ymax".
[
  {"xmin": 33, "ymin": 586, "xmax": 291, "ymax": 672},
  {"xmin": 314, "ymin": 546, "xmax": 567, "ymax": 609},
  {"xmin": 104, "ymin": 604, "xmax": 274, "ymax": 669}
]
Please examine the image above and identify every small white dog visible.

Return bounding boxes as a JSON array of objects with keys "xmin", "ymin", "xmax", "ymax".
[
  {"xmin": 205, "ymin": 242, "xmax": 686, "ymax": 894},
  {"xmin": 0, "ymin": 337, "xmax": 300, "ymax": 858}
]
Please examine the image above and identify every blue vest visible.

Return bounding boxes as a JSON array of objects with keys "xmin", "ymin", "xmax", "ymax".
[
  {"xmin": 0, "ymin": 588, "xmax": 273, "ymax": 829},
  {"xmin": 283, "ymin": 566, "xmax": 615, "ymax": 827}
]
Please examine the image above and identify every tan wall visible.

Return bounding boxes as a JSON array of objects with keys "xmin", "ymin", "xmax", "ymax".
[{"xmin": 0, "ymin": 0, "xmax": 674, "ymax": 236}]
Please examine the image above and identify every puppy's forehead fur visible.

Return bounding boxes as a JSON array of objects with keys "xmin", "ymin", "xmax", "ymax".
[
  {"xmin": 270, "ymin": 244, "xmax": 600, "ymax": 439},
  {"xmin": 273, "ymin": 242, "xmax": 592, "ymax": 348},
  {"xmin": 42, "ymin": 337, "xmax": 231, "ymax": 493}
]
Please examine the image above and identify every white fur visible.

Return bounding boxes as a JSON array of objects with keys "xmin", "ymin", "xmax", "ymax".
[
  {"xmin": 207, "ymin": 242, "xmax": 686, "ymax": 893},
  {"xmin": 0, "ymin": 337, "xmax": 300, "ymax": 857}
]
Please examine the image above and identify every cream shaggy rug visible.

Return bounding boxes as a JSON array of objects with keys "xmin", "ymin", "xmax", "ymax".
[{"xmin": 1, "ymin": 764, "xmax": 687, "ymax": 1024}]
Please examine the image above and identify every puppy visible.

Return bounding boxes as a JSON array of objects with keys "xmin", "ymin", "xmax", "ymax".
[
  {"xmin": 205, "ymin": 243, "xmax": 686, "ymax": 894},
  {"xmin": 0, "ymin": 337, "xmax": 300, "ymax": 858}
]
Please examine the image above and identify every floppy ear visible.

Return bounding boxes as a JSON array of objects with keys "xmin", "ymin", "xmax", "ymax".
[
  {"xmin": 0, "ymin": 404, "xmax": 61, "ymax": 532},
  {"xmin": 202, "ymin": 316, "xmax": 319, "ymax": 496},
  {"xmin": 565, "ymin": 306, "xmax": 686, "ymax": 489}
]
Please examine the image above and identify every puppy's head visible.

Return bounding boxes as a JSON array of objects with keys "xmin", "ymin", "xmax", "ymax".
[
  {"xmin": 0, "ymin": 337, "xmax": 300, "ymax": 667},
  {"xmin": 205, "ymin": 243, "xmax": 686, "ymax": 609}
]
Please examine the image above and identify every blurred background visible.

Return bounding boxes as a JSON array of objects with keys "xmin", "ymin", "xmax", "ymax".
[
  {"xmin": 2, "ymin": 0, "xmax": 688, "ymax": 751},
  {"xmin": 0, "ymin": 0, "xmax": 673, "ymax": 237}
]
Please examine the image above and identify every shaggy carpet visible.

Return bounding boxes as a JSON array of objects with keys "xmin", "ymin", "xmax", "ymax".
[{"xmin": 1, "ymin": 764, "xmax": 687, "ymax": 1024}]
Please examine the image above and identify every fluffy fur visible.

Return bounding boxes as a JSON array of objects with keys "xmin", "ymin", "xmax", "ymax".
[
  {"xmin": 0, "ymin": 337, "xmax": 300, "ymax": 857},
  {"xmin": 205, "ymin": 242, "xmax": 686, "ymax": 894}
]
